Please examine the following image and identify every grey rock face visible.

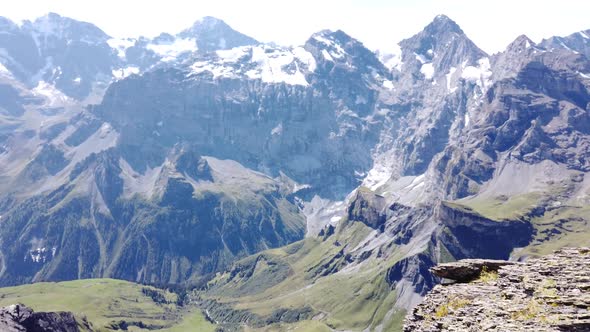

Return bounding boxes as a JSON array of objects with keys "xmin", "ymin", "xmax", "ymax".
[
  {"xmin": 540, "ymin": 29, "xmax": 590, "ymax": 59},
  {"xmin": 404, "ymin": 248, "xmax": 590, "ymax": 332},
  {"xmin": 430, "ymin": 259, "xmax": 518, "ymax": 282},
  {"xmin": 0, "ymin": 303, "xmax": 91, "ymax": 332},
  {"xmin": 386, "ymin": 254, "xmax": 438, "ymax": 296},
  {"xmin": 94, "ymin": 30, "xmax": 390, "ymax": 199}
]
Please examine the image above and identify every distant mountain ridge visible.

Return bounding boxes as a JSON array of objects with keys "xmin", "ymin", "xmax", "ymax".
[{"xmin": 0, "ymin": 13, "xmax": 259, "ymax": 102}]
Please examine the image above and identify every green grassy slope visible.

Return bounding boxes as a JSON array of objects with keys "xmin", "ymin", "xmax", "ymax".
[
  {"xmin": 0, "ymin": 278, "xmax": 215, "ymax": 332},
  {"xmin": 201, "ymin": 221, "xmax": 409, "ymax": 332},
  {"xmin": 451, "ymin": 177, "xmax": 590, "ymax": 258}
]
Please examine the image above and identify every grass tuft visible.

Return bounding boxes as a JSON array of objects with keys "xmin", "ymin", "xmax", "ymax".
[
  {"xmin": 434, "ymin": 297, "xmax": 471, "ymax": 318},
  {"xmin": 475, "ymin": 266, "xmax": 499, "ymax": 283}
]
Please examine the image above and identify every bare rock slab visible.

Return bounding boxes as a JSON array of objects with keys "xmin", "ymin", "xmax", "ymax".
[{"xmin": 405, "ymin": 248, "xmax": 590, "ymax": 332}]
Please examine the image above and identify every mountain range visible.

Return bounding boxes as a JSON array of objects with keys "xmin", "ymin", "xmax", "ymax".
[{"xmin": 0, "ymin": 12, "xmax": 588, "ymax": 331}]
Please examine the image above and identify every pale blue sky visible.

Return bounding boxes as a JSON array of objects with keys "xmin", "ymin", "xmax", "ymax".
[{"xmin": 1, "ymin": 0, "xmax": 588, "ymax": 54}]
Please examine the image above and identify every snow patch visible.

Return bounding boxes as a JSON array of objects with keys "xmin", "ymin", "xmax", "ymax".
[
  {"xmin": 32, "ymin": 81, "xmax": 71, "ymax": 107},
  {"xmin": 362, "ymin": 163, "xmax": 392, "ymax": 191},
  {"xmin": 558, "ymin": 40, "xmax": 573, "ymax": 52},
  {"xmin": 406, "ymin": 174, "xmax": 425, "ymax": 191},
  {"xmin": 107, "ymin": 38, "xmax": 135, "ymax": 59},
  {"xmin": 464, "ymin": 112, "xmax": 470, "ymax": 126},
  {"xmin": 313, "ymin": 34, "xmax": 346, "ymax": 59},
  {"xmin": 292, "ymin": 182, "xmax": 311, "ymax": 194},
  {"xmin": 0, "ymin": 62, "xmax": 12, "ymax": 76},
  {"xmin": 112, "ymin": 66, "xmax": 140, "ymax": 80},
  {"xmin": 461, "ymin": 57, "xmax": 492, "ymax": 91},
  {"xmin": 26, "ymin": 246, "xmax": 56, "ymax": 263},
  {"xmin": 302, "ymin": 196, "xmax": 346, "ymax": 237},
  {"xmin": 321, "ymin": 49, "xmax": 334, "ymax": 61},
  {"xmin": 420, "ymin": 63, "xmax": 434, "ymax": 80},
  {"xmin": 292, "ymin": 46, "xmax": 317, "ymax": 72},
  {"xmin": 579, "ymin": 31, "xmax": 590, "ymax": 39},
  {"xmin": 446, "ymin": 67, "xmax": 457, "ymax": 92},
  {"xmin": 147, "ymin": 38, "xmax": 197, "ymax": 62},
  {"xmin": 247, "ymin": 46, "xmax": 309, "ymax": 85},
  {"xmin": 379, "ymin": 44, "xmax": 403, "ymax": 72},
  {"xmin": 191, "ymin": 45, "xmax": 313, "ymax": 86},
  {"xmin": 216, "ymin": 47, "xmax": 249, "ymax": 62},
  {"xmin": 415, "ymin": 53, "xmax": 428, "ymax": 64},
  {"xmin": 382, "ymin": 80, "xmax": 394, "ymax": 89},
  {"xmin": 191, "ymin": 61, "xmax": 237, "ymax": 79},
  {"xmin": 271, "ymin": 123, "xmax": 283, "ymax": 136},
  {"xmin": 383, "ymin": 53, "xmax": 403, "ymax": 71}
]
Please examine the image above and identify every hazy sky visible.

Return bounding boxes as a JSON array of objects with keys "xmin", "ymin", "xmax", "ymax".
[{"xmin": 1, "ymin": 0, "xmax": 589, "ymax": 54}]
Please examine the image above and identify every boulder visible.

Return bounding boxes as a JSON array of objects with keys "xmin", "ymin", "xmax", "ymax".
[{"xmin": 430, "ymin": 259, "xmax": 519, "ymax": 282}]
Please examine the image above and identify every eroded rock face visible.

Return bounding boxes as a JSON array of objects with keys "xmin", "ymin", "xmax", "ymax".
[
  {"xmin": 0, "ymin": 304, "xmax": 92, "ymax": 332},
  {"xmin": 404, "ymin": 248, "xmax": 590, "ymax": 332}
]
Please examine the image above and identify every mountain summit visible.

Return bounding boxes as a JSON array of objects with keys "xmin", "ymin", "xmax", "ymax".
[
  {"xmin": 398, "ymin": 14, "xmax": 487, "ymax": 81},
  {"xmin": 178, "ymin": 16, "xmax": 258, "ymax": 51}
]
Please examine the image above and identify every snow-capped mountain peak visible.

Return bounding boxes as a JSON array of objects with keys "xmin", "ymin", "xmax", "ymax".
[
  {"xmin": 178, "ymin": 16, "xmax": 258, "ymax": 52},
  {"xmin": 184, "ymin": 16, "xmax": 225, "ymax": 33},
  {"xmin": 28, "ymin": 12, "xmax": 110, "ymax": 44},
  {"xmin": 426, "ymin": 14, "xmax": 464, "ymax": 35},
  {"xmin": 506, "ymin": 34, "xmax": 536, "ymax": 53},
  {"xmin": 398, "ymin": 14, "xmax": 487, "ymax": 81}
]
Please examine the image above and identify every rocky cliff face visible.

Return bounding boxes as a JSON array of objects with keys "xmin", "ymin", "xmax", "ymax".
[
  {"xmin": 404, "ymin": 248, "xmax": 590, "ymax": 332},
  {"xmin": 0, "ymin": 304, "xmax": 92, "ymax": 332},
  {"xmin": 0, "ymin": 150, "xmax": 305, "ymax": 285}
]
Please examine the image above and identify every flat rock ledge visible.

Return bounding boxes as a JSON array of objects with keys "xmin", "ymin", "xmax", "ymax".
[
  {"xmin": 430, "ymin": 259, "xmax": 519, "ymax": 282},
  {"xmin": 404, "ymin": 248, "xmax": 590, "ymax": 332}
]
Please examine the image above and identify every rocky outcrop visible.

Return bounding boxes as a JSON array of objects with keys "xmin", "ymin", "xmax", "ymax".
[
  {"xmin": 0, "ymin": 304, "xmax": 92, "ymax": 331},
  {"xmin": 347, "ymin": 188, "xmax": 388, "ymax": 230},
  {"xmin": 404, "ymin": 248, "xmax": 590, "ymax": 331},
  {"xmin": 430, "ymin": 259, "xmax": 518, "ymax": 282}
]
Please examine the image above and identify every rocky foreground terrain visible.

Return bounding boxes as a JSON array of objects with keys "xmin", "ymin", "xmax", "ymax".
[
  {"xmin": 0, "ymin": 303, "xmax": 92, "ymax": 331},
  {"xmin": 404, "ymin": 248, "xmax": 590, "ymax": 331}
]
